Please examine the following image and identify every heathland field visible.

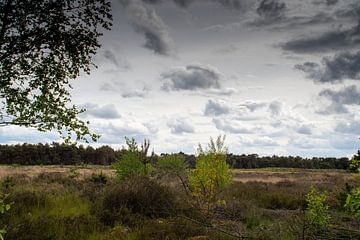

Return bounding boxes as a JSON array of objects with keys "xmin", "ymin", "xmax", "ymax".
[{"xmin": 0, "ymin": 165, "xmax": 359, "ymax": 240}]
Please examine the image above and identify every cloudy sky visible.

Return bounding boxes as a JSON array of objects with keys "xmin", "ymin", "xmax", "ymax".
[{"xmin": 2, "ymin": 0, "xmax": 360, "ymax": 157}]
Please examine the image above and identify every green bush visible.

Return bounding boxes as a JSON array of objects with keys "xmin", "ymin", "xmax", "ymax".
[
  {"xmin": 305, "ymin": 186, "xmax": 331, "ymax": 229},
  {"xmin": 156, "ymin": 154, "xmax": 188, "ymax": 177},
  {"xmin": 100, "ymin": 176, "xmax": 177, "ymax": 226},
  {"xmin": 112, "ymin": 138, "xmax": 153, "ymax": 181},
  {"xmin": 344, "ymin": 187, "xmax": 360, "ymax": 218},
  {"xmin": 349, "ymin": 151, "xmax": 360, "ymax": 173}
]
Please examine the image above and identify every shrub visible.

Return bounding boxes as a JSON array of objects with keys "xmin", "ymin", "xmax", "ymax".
[
  {"xmin": 305, "ymin": 186, "xmax": 331, "ymax": 229},
  {"xmin": 5, "ymin": 214, "xmax": 101, "ymax": 240},
  {"xmin": 112, "ymin": 138, "xmax": 153, "ymax": 181},
  {"xmin": 90, "ymin": 172, "xmax": 108, "ymax": 184},
  {"xmin": 100, "ymin": 176, "xmax": 177, "ymax": 226},
  {"xmin": 112, "ymin": 150, "xmax": 144, "ymax": 181},
  {"xmin": 156, "ymin": 154, "xmax": 188, "ymax": 177},
  {"xmin": 344, "ymin": 187, "xmax": 360, "ymax": 218},
  {"xmin": 0, "ymin": 193, "xmax": 11, "ymax": 240},
  {"xmin": 1, "ymin": 176, "xmax": 15, "ymax": 191},
  {"xmin": 349, "ymin": 150, "xmax": 360, "ymax": 173}
]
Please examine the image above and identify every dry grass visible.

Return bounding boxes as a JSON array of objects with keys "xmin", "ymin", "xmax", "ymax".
[
  {"xmin": 0, "ymin": 165, "xmax": 115, "ymax": 179},
  {"xmin": 232, "ymin": 168, "xmax": 355, "ymax": 184},
  {"xmin": 0, "ymin": 165, "xmax": 355, "ymax": 184}
]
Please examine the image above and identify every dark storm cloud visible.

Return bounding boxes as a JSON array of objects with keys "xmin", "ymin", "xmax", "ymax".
[
  {"xmin": 173, "ymin": 0, "xmax": 194, "ymax": 8},
  {"xmin": 335, "ymin": 2, "xmax": 360, "ymax": 19},
  {"xmin": 167, "ymin": 118, "xmax": 195, "ymax": 134},
  {"xmin": 204, "ymin": 100, "xmax": 230, "ymax": 116},
  {"xmin": 141, "ymin": 0, "xmax": 162, "ymax": 4},
  {"xmin": 120, "ymin": 0, "xmax": 174, "ymax": 56},
  {"xmin": 161, "ymin": 64, "xmax": 221, "ymax": 91},
  {"xmin": 295, "ymin": 51, "xmax": 360, "ymax": 83},
  {"xmin": 80, "ymin": 103, "xmax": 121, "ymax": 119},
  {"xmin": 141, "ymin": 0, "xmax": 193, "ymax": 8},
  {"xmin": 317, "ymin": 85, "xmax": 360, "ymax": 114},
  {"xmin": 144, "ymin": 0, "xmax": 253, "ymax": 10},
  {"xmin": 215, "ymin": 0, "xmax": 254, "ymax": 12},
  {"xmin": 281, "ymin": 24, "xmax": 360, "ymax": 54},
  {"xmin": 256, "ymin": 0, "xmax": 286, "ymax": 21},
  {"xmin": 313, "ymin": 0, "xmax": 338, "ymax": 6},
  {"xmin": 325, "ymin": 0, "xmax": 338, "ymax": 5}
]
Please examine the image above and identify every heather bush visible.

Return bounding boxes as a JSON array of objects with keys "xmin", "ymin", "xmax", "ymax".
[{"xmin": 100, "ymin": 176, "xmax": 177, "ymax": 226}]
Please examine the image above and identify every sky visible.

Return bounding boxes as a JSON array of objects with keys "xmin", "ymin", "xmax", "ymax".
[{"xmin": 1, "ymin": 0, "xmax": 360, "ymax": 157}]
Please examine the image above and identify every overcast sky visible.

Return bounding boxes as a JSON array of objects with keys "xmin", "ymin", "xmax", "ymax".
[{"xmin": 2, "ymin": 0, "xmax": 360, "ymax": 157}]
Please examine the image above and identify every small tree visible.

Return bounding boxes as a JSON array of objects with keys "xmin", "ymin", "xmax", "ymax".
[
  {"xmin": 112, "ymin": 137, "xmax": 152, "ymax": 181},
  {"xmin": 305, "ymin": 187, "xmax": 331, "ymax": 232},
  {"xmin": 349, "ymin": 150, "xmax": 360, "ymax": 173},
  {"xmin": 157, "ymin": 153, "xmax": 190, "ymax": 194},
  {"xmin": 189, "ymin": 135, "xmax": 232, "ymax": 213}
]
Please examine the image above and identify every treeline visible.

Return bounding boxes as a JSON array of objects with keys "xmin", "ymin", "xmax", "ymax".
[
  {"xmin": 0, "ymin": 143, "xmax": 350, "ymax": 169},
  {"xmin": 179, "ymin": 153, "xmax": 349, "ymax": 170},
  {"xmin": 0, "ymin": 143, "xmax": 121, "ymax": 165}
]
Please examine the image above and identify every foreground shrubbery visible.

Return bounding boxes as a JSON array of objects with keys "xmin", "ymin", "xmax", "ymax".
[
  {"xmin": 0, "ymin": 136, "xmax": 359, "ymax": 239},
  {"xmin": 0, "ymin": 170, "xmax": 359, "ymax": 239}
]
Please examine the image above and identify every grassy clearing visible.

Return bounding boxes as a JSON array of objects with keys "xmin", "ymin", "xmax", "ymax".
[{"xmin": 0, "ymin": 167, "xmax": 359, "ymax": 239}]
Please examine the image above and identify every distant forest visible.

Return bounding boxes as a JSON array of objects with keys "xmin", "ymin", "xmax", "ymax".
[{"xmin": 0, "ymin": 143, "xmax": 350, "ymax": 169}]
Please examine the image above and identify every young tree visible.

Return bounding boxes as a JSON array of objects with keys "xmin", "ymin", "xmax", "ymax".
[
  {"xmin": 112, "ymin": 137, "xmax": 152, "ymax": 181},
  {"xmin": 0, "ymin": 0, "xmax": 112, "ymax": 142},
  {"xmin": 156, "ymin": 153, "xmax": 190, "ymax": 194},
  {"xmin": 305, "ymin": 186, "xmax": 331, "ymax": 231},
  {"xmin": 189, "ymin": 135, "xmax": 232, "ymax": 213},
  {"xmin": 349, "ymin": 150, "xmax": 360, "ymax": 173}
]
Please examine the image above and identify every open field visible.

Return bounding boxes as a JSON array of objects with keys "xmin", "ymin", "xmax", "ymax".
[
  {"xmin": 0, "ymin": 165, "xmax": 116, "ymax": 179},
  {"xmin": 0, "ymin": 166, "xmax": 359, "ymax": 239},
  {"xmin": 0, "ymin": 165, "xmax": 356, "ymax": 184}
]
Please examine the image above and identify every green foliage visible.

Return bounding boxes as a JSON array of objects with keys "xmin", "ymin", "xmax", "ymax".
[
  {"xmin": 0, "ymin": 0, "xmax": 112, "ymax": 142},
  {"xmin": 349, "ymin": 151, "xmax": 360, "ymax": 173},
  {"xmin": 0, "ymin": 193, "xmax": 11, "ymax": 240},
  {"xmin": 305, "ymin": 186, "xmax": 331, "ymax": 228},
  {"xmin": 112, "ymin": 138, "xmax": 152, "ymax": 181},
  {"xmin": 156, "ymin": 154, "xmax": 188, "ymax": 177},
  {"xmin": 113, "ymin": 151, "xmax": 145, "ymax": 181},
  {"xmin": 189, "ymin": 135, "xmax": 232, "ymax": 211},
  {"xmin": 344, "ymin": 187, "xmax": 360, "ymax": 218},
  {"xmin": 197, "ymin": 135, "xmax": 228, "ymax": 155}
]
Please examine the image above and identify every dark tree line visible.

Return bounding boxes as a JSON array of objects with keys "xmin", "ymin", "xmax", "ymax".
[
  {"xmin": 176, "ymin": 153, "xmax": 349, "ymax": 170},
  {"xmin": 0, "ymin": 143, "xmax": 351, "ymax": 169},
  {"xmin": 0, "ymin": 143, "xmax": 121, "ymax": 165},
  {"xmin": 225, "ymin": 154, "xmax": 349, "ymax": 170}
]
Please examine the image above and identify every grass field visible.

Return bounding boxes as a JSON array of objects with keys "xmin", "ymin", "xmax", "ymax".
[
  {"xmin": 0, "ymin": 165, "xmax": 355, "ymax": 184},
  {"xmin": 0, "ymin": 166, "xmax": 359, "ymax": 239}
]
